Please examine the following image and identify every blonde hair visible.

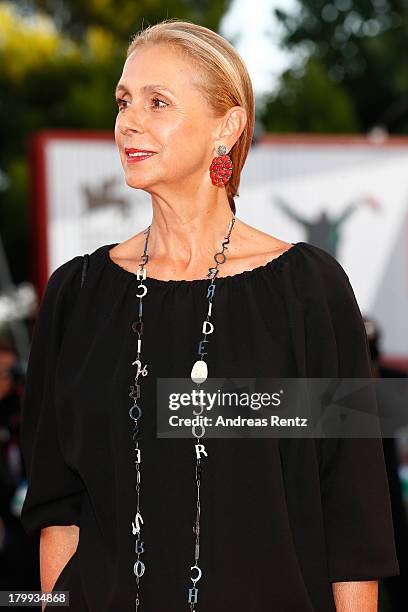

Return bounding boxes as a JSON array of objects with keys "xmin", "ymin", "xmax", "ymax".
[{"xmin": 126, "ymin": 19, "xmax": 255, "ymax": 214}]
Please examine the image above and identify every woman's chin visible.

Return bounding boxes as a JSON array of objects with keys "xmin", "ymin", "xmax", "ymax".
[{"xmin": 124, "ymin": 174, "xmax": 152, "ymax": 190}]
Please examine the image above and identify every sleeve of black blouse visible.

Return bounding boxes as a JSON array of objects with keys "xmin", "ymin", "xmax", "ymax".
[
  {"xmin": 20, "ymin": 256, "xmax": 84, "ymax": 535},
  {"xmin": 302, "ymin": 246, "xmax": 400, "ymax": 583}
]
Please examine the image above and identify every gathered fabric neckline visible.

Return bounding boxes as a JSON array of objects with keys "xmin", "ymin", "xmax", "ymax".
[{"xmin": 104, "ymin": 241, "xmax": 302, "ymax": 286}]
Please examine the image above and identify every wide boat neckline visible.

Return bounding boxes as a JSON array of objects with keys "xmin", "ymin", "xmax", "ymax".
[{"xmin": 104, "ymin": 241, "xmax": 303, "ymax": 286}]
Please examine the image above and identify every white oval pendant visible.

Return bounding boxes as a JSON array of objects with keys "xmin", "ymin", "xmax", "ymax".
[{"xmin": 191, "ymin": 360, "xmax": 208, "ymax": 384}]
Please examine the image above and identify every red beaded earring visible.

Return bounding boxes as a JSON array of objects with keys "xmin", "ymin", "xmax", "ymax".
[{"xmin": 209, "ymin": 145, "xmax": 233, "ymax": 187}]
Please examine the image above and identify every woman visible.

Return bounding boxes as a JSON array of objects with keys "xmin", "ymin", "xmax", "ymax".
[{"xmin": 20, "ymin": 19, "xmax": 398, "ymax": 611}]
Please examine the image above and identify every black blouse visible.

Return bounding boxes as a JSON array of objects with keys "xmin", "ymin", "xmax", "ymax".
[{"xmin": 20, "ymin": 240, "xmax": 399, "ymax": 611}]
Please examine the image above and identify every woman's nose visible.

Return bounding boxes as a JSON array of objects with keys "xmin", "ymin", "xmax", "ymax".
[
  {"xmin": 118, "ymin": 120, "xmax": 143, "ymax": 137},
  {"xmin": 119, "ymin": 123, "xmax": 140, "ymax": 137},
  {"xmin": 117, "ymin": 104, "xmax": 144, "ymax": 135}
]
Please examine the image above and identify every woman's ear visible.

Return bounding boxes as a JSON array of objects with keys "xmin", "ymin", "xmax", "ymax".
[{"xmin": 217, "ymin": 106, "xmax": 247, "ymax": 150}]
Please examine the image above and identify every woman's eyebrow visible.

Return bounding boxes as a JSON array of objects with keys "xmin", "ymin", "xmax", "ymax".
[
  {"xmin": 115, "ymin": 82, "xmax": 174, "ymax": 96},
  {"xmin": 115, "ymin": 83, "xmax": 129, "ymax": 96}
]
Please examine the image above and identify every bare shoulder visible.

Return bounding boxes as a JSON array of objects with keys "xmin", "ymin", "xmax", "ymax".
[
  {"xmin": 108, "ymin": 230, "xmax": 147, "ymax": 266},
  {"xmin": 231, "ymin": 218, "xmax": 294, "ymax": 264}
]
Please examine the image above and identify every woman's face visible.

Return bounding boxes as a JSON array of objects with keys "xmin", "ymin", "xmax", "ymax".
[{"xmin": 114, "ymin": 44, "xmax": 220, "ymax": 193}]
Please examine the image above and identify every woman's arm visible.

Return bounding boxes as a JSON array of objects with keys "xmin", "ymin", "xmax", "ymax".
[
  {"xmin": 40, "ymin": 525, "xmax": 79, "ymax": 610},
  {"xmin": 332, "ymin": 580, "xmax": 378, "ymax": 611}
]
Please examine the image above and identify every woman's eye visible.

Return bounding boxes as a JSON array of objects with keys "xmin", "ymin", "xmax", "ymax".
[
  {"xmin": 115, "ymin": 98, "xmax": 127, "ymax": 111},
  {"xmin": 152, "ymin": 97, "xmax": 168, "ymax": 110},
  {"xmin": 115, "ymin": 96, "xmax": 168, "ymax": 111}
]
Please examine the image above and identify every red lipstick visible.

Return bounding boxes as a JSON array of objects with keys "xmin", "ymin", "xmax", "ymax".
[{"xmin": 125, "ymin": 148, "xmax": 157, "ymax": 163}]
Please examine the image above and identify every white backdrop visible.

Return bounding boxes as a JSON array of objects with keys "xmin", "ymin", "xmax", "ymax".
[{"xmin": 38, "ymin": 133, "xmax": 408, "ymax": 358}]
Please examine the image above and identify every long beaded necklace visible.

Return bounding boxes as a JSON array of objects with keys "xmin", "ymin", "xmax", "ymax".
[{"xmin": 128, "ymin": 214, "xmax": 236, "ymax": 610}]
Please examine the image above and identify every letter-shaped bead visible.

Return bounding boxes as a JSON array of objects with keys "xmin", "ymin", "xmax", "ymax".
[
  {"xmin": 206, "ymin": 284, "xmax": 215, "ymax": 299},
  {"xmin": 188, "ymin": 587, "xmax": 198, "ymax": 604},
  {"xmin": 136, "ymin": 283, "xmax": 147, "ymax": 298},
  {"xmin": 133, "ymin": 560, "xmax": 145, "ymax": 578},
  {"xmin": 195, "ymin": 443, "xmax": 208, "ymax": 459},
  {"xmin": 202, "ymin": 320, "xmax": 214, "ymax": 335}
]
